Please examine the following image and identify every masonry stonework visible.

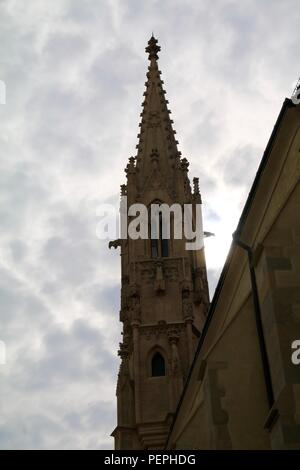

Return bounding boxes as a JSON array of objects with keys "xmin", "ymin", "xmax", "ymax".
[{"xmin": 110, "ymin": 37, "xmax": 209, "ymax": 450}]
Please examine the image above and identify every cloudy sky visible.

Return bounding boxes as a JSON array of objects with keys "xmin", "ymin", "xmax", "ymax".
[{"xmin": 0, "ymin": 0, "xmax": 299, "ymax": 449}]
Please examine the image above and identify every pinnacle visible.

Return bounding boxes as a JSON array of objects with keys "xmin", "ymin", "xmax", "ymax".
[{"xmin": 145, "ymin": 35, "xmax": 161, "ymax": 61}]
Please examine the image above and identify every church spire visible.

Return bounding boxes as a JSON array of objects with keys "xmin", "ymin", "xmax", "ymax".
[
  {"xmin": 134, "ymin": 36, "xmax": 182, "ymax": 190},
  {"xmin": 112, "ymin": 37, "xmax": 210, "ymax": 450}
]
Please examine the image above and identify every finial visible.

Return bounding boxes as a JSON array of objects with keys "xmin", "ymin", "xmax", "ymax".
[
  {"xmin": 193, "ymin": 177, "xmax": 200, "ymax": 195},
  {"xmin": 145, "ymin": 35, "xmax": 160, "ymax": 61},
  {"xmin": 120, "ymin": 184, "xmax": 127, "ymax": 196},
  {"xmin": 181, "ymin": 158, "xmax": 189, "ymax": 172},
  {"xmin": 125, "ymin": 156, "xmax": 136, "ymax": 175}
]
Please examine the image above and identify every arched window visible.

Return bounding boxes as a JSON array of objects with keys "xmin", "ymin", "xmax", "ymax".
[
  {"xmin": 151, "ymin": 352, "xmax": 165, "ymax": 377},
  {"xmin": 150, "ymin": 203, "xmax": 169, "ymax": 258}
]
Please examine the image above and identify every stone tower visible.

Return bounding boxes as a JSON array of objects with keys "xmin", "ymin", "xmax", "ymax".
[{"xmin": 111, "ymin": 36, "xmax": 210, "ymax": 450}]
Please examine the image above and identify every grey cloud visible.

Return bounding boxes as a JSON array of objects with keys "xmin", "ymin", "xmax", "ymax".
[
  {"xmin": 203, "ymin": 206, "xmax": 221, "ymax": 225},
  {"xmin": 89, "ymin": 44, "xmax": 143, "ymax": 91},
  {"xmin": 43, "ymin": 31, "xmax": 89, "ymax": 67},
  {"xmin": 0, "ymin": 266, "xmax": 51, "ymax": 330},
  {"xmin": 193, "ymin": 170, "xmax": 218, "ymax": 197},
  {"xmin": 65, "ymin": 0, "xmax": 114, "ymax": 28},
  {"xmin": 9, "ymin": 239, "xmax": 28, "ymax": 263},
  {"xmin": 221, "ymin": 144, "xmax": 262, "ymax": 188},
  {"xmin": 1, "ymin": 0, "xmax": 300, "ymax": 451},
  {"xmin": 0, "ymin": 414, "xmax": 65, "ymax": 450},
  {"xmin": 0, "ymin": 162, "xmax": 50, "ymax": 232},
  {"xmin": 41, "ymin": 236, "xmax": 96, "ymax": 286},
  {"xmin": 22, "ymin": 323, "xmax": 116, "ymax": 389},
  {"xmin": 207, "ymin": 267, "xmax": 222, "ymax": 298},
  {"xmin": 89, "ymin": 283, "xmax": 120, "ymax": 314}
]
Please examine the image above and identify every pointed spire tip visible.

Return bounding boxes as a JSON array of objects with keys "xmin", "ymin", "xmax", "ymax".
[{"xmin": 145, "ymin": 35, "xmax": 160, "ymax": 61}]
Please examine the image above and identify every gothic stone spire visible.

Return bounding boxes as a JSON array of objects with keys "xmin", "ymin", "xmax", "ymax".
[
  {"xmin": 132, "ymin": 36, "xmax": 185, "ymax": 199},
  {"xmin": 112, "ymin": 37, "xmax": 210, "ymax": 450}
]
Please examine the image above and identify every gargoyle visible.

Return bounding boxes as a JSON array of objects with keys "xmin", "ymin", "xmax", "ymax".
[{"xmin": 108, "ymin": 239, "xmax": 121, "ymax": 249}]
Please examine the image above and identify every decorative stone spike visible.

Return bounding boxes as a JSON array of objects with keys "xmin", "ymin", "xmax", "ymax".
[
  {"xmin": 125, "ymin": 156, "xmax": 136, "ymax": 175},
  {"xmin": 181, "ymin": 158, "xmax": 189, "ymax": 172},
  {"xmin": 120, "ymin": 184, "xmax": 127, "ymax": 196},
  {"xmin": 193, "ymin": 177, "xmax": 200, "ymax": 195},
  {"xmin": 145, "ymin": 36, "xmax": 161, "ymax": 60}
]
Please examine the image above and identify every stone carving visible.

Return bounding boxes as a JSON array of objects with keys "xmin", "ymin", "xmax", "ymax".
[
  {"xmin": 125, "ymin": 156, "xmax": 136, "ymax": 175},
  {"xmin": 183, "ymin": 298, "xmax": 193, "ymax": 320},
  {"xmin": 164, "ymin": 266, "xmax": 178, "ymax": 281},
  {"xmin": 129, "ymin": 284, "xmax": 141, "ymax": 324},
  {"xmin": 193, "ymin": 267, "xmax": 209, "ymax": 305},
  {"xmin": 168, "ymin": 330, "xmax": 181, "ymax": 377},
  {"xmin": 140, "ymin": 266, "xmax": 156, "ymax": 283},
  {"xmin": 120, "ymin": 184, "xmax": 127, "ymax": 196},
  {"xmin": 140, "ymin": 323, "xmax": 185, "ymax": 341},
  {"xmin": 170, "ymin": 347, "xmax": 181, "ymax": 376},
  {"xmin": 155, "ymin": 261, "xmax": 165, "ymax": 292},
  {"xmin": 147, "ymin": 111, "xmax": 160, "ymax": 129},
  {"xmin": 109, "ymin": 239, "xmax": 121, "ymax": 249}
]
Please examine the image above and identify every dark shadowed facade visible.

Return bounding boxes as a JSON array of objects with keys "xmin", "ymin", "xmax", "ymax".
[{"xmin": 111, "ymin": 37, "xmax": 300, "ymax": 450}]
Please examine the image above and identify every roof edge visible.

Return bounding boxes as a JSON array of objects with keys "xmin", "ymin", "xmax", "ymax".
[{"xmin": 165, "ymin": 96, "xmax": 294, "ymax": 448}]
